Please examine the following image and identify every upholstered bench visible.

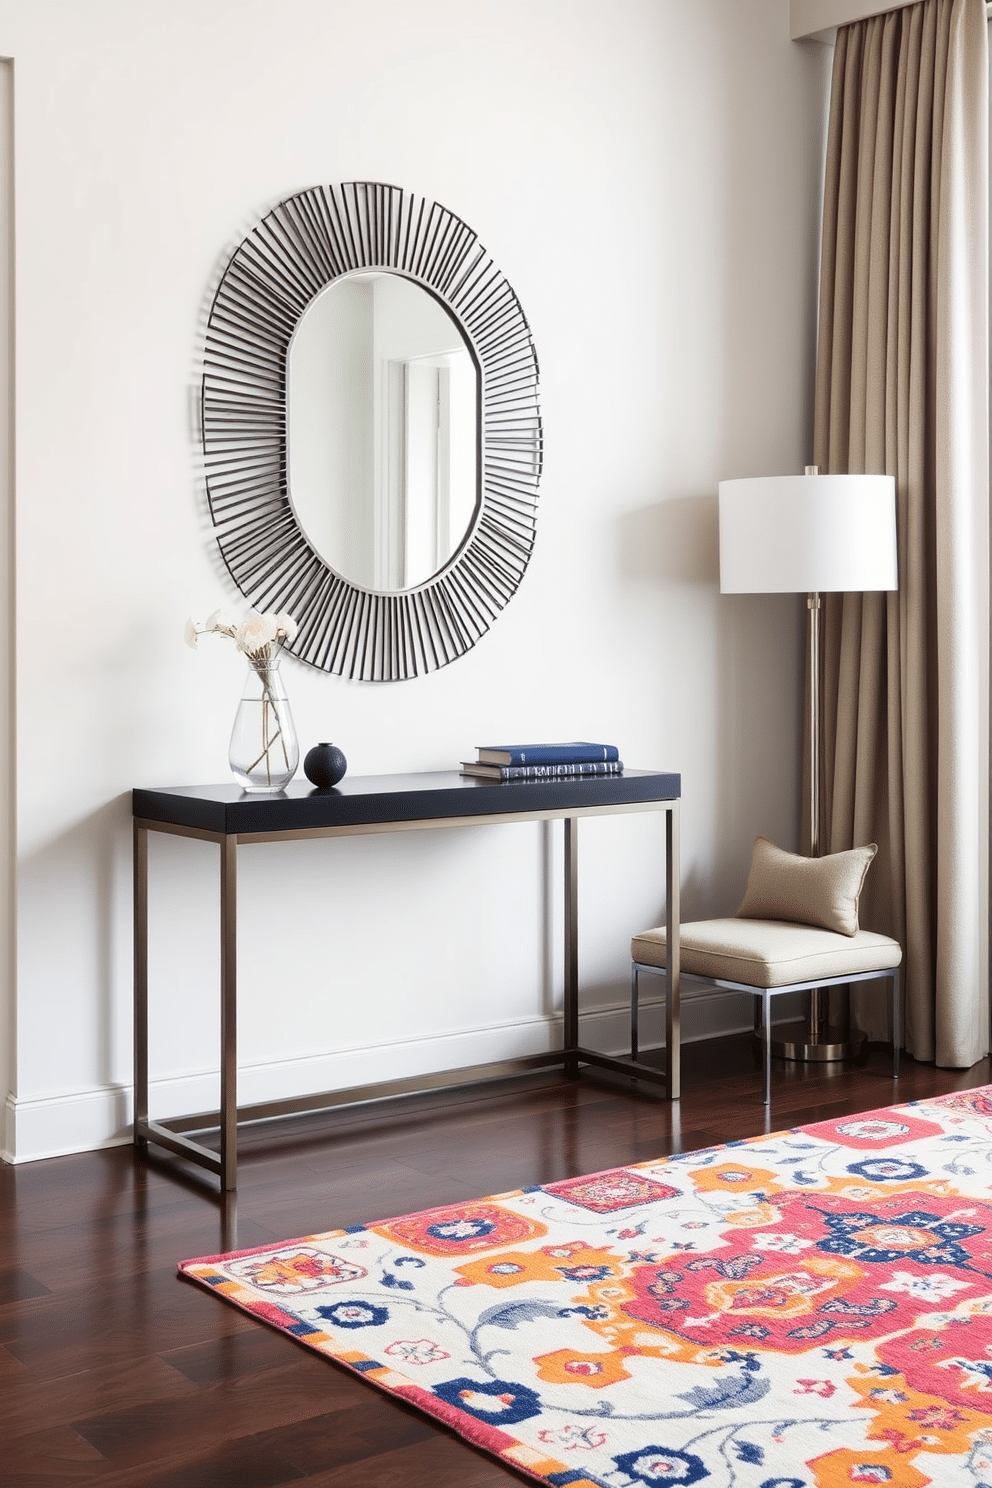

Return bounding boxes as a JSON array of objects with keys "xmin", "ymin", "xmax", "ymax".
[{"xmin": 630, "ymin": 837, "xmax": 903, "ymax": 1105}]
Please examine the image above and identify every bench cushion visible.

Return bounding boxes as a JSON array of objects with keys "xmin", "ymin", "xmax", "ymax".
[
  {"xmin": 736, "ymin": 836, "xmax": 876, "ymax": 936},
  {"xmin": 631, "ymin": 917, "xmax": 902, "ymax": 989}
]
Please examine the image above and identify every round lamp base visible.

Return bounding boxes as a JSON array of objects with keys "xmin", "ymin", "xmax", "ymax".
[{"xmin": 761, "ymin": 1022, "xmax": 867, "ymax": 1063}]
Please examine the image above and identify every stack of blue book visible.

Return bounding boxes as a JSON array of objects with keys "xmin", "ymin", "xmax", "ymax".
[{"xmin": 460, "ymin": 742, "xmax": 624, "ymax": 782}]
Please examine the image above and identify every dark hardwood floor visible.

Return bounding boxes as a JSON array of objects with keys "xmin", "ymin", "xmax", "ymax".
[{"xmin": 1, "ymin": 1035, "xmax": 989, "ymax": 1486}]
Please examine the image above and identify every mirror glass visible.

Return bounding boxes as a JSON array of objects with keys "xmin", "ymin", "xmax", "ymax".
[{"xmin": 287, "ymin": 271, "xmax": 480, "ymax": 592}]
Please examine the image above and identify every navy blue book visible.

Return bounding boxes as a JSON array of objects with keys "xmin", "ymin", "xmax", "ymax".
[
  {"xmin": 462, "ymin": 761, "xmax": 624, "ymax": 781},
  {"xmin": 476, "ymin": 742, "xmax": 620, "ymax": 767}
]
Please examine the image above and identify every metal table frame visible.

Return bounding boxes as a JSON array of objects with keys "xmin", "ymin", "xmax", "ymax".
[{"xmin": 133, "ymin": 773, "xmax": 681, "ymax": 1190}]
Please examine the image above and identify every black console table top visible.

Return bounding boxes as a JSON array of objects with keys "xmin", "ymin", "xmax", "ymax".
[{"xmin": 132, "ymin": 769, "xmax": 682, "ymax": 836}]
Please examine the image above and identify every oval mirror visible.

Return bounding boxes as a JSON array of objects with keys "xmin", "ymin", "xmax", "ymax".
[
  {"xmin": 200, "ymin": 182, "xmax": 542, "ymax": 682},
  {"xmin": 287, "ymin": 271, "xmax": 479, "ymax": 593}
]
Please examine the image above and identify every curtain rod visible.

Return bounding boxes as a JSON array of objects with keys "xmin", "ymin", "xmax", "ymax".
[{"xmin": 794, "ymin": 0, "xmax": 992, "ymax": 42}]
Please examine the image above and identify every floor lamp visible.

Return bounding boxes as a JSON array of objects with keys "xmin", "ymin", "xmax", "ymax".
[{"xmin": 718, "ymin": 466, "xmax": 898, "ymax": 1061}]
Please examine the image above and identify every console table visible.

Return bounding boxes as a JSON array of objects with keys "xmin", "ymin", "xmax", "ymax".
[{"xmin": 133, "ymin": 769, "xmax": 681, "ymax": 1190}]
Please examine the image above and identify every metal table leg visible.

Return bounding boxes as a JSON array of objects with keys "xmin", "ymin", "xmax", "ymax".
[
  {"xmin": 133, "ymin": 820, "xmax": 230, "ymax": 1187},
  {"xmin": 133, "ymin": 820, "xmax": 149, "ymax": 1154},
  {"xmin": 666, "ymin": 801, "xmax": 680, "ymax": 1100},
  {"xmin": 220, "ymin": 834, "xmax": 238, "ymax": 1192},
  {"xmin": 563, "ymin": 816, "xmax": 578, "ymax": 1076}
]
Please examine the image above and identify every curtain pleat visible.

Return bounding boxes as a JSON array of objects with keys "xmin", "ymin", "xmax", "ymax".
[{"xmin": 813, "ymin": 0, "xmax": 988, "ymax": 1066}]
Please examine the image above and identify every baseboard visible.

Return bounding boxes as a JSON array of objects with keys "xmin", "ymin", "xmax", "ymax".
[
  {"xmin": 3, "ymin": 1084, "xmax": 133, "ymax": 1165},
  {"xmin": 2, "ymin": 983, "xmax": 805, "ymax": 1164}
]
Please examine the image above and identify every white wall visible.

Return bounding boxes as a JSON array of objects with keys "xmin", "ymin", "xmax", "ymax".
[{"xmin": 0, "ymin": 0, "xmax": 832, "ymax": 1162}]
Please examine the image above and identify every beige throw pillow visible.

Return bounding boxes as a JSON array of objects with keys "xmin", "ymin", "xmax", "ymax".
[{"xmin": 736, "ymin": 835, "xmax": 877, "ymax": 937}]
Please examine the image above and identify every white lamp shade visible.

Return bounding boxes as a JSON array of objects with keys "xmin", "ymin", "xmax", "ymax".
[{"xmin": 718, "ymin": 473, "xmax": 898, "ymax": 594}]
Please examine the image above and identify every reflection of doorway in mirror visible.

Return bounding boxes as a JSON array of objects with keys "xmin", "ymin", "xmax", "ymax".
[{"xmin": 381, "ymin": 350, "xmax": 475, "ymax": 590}]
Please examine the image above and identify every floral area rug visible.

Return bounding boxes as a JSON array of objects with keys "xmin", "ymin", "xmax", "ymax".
[{"xmin": 180, "ymin": 1090, "xmax": 992, "ymax": 1487}]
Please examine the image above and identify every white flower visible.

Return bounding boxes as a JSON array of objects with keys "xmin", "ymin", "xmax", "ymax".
[
  {"xmin": 879, "ymin": 1270, "xmax": 971, "ymax": 1301},
  {"xmin": 752, "ymin": 1233, "xmax": 814, "ymax": 1254},
  {"xmin": 186, "ymin": 605, "xmax": 296, "ymax": 660},
  {"xmin": 205, "ymin": 609, "xmax": 237, "ymax": 636},
  {"xmin": 434, "ymin": 1220, "xmax": 484, "ymax": 1238},
  {"xmin": 235, "ymin": 611, "xmax": 279, "ymax": 655}
]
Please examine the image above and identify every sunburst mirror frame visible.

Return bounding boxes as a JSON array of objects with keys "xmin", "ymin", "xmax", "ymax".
[{"xmin": 199, "ymin": 181, "xmax": 543, "ymax": 681}]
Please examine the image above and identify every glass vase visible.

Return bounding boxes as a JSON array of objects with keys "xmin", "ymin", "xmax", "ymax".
[{"xmin": 229, "ymin": 651, "xmax": 299, "ymax": 792}]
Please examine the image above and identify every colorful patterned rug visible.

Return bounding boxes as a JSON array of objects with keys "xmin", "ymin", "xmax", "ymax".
[{"xmin": 180, "ymin": 1090, "xmax": 992, "ymax": 1487}]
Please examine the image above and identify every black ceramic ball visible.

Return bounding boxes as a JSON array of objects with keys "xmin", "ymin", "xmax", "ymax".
[{"xmin": 304, "ymin": 742, "xmax": 348, "ymax": 788}]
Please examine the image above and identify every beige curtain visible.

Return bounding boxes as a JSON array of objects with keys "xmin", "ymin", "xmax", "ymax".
[{"xmin": 814, "ymin": 0, "xmax": 989, "ymax": 1066}]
